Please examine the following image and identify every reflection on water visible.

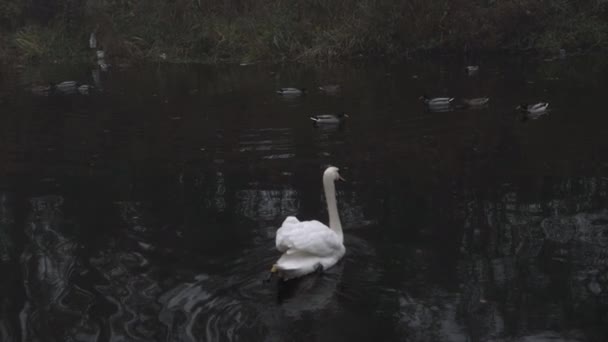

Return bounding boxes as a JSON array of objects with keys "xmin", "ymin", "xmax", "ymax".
[
  {"xmin": 1, "ymin": 56, "xmax": 608, "ymax": 341},
  {"xmin": 20, "ymin": 196, "xmax": 97, "ymax": 341},
  {"xmin": 0, "ymin": 193, "xmax": 15, "ymax": 263}
]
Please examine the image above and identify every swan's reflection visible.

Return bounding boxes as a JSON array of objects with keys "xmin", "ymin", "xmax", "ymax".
[
  {"xmin": 154, "ymin": 233, "xmax": 378, "ymax": 341},
  {"xmin": 274, "ymin": 233, "xmax": 381, "ymax": 319},
  {"xmin": 275, "ymin": 261, "xmax": 344, "ymax": 317}
]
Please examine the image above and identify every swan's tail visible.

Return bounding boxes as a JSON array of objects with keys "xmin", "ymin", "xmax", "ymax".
[{"xmin": 310, "ymin": 116, "xmax": 319, "ymax": 122}]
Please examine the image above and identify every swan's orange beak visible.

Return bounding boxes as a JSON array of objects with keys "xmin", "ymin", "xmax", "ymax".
[
  {"xmin": 270, "ymin": 264, "xmax": 278, "ymax": 273},
  {"xmin": 338, "ymin": 174, "xmax": 346, "ymax": 182}
]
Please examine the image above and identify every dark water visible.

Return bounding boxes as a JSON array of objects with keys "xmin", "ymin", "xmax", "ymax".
[{"xmin": 1, "ymin": 56, "xmax": 608, "ymax": 341}]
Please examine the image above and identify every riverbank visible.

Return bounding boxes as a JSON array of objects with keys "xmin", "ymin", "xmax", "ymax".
[{"xmin": 1, "ymin": 0, "xmax": 608, "ymax": 65}]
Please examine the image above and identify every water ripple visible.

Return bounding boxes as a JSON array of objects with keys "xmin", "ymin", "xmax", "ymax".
[{"xmin": 20, "ymin": 195, "xmax": 98, "ymax": 341}]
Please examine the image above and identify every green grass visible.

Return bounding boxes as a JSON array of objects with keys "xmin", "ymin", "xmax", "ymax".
[
  {"xmin": 14, "ymin": 26, "xmax": 52, "ymax": 60},
  {"xmin": 3, "ymin": 0, "xmax": 608, "ymax": 64}
]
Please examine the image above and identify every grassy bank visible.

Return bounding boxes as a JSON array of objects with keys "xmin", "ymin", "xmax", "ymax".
[{"xmin": 2, "ymin": 0, "xmax": 608, "ymax": 64}]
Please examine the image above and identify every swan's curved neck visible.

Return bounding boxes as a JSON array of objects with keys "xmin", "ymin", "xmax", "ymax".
[{"xmin": 323, "ymin": 176, "xmax": 343, "ymax": 243}]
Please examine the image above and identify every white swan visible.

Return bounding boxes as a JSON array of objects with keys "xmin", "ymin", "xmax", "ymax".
[{"xmin": 271, "ymin": 166, "xmax": 346, "ymax": 280}]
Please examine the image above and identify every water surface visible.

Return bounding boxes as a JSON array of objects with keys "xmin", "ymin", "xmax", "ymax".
[{"xmin": 1, "ymin": 56, "xmax": 608, "ymax": 341}]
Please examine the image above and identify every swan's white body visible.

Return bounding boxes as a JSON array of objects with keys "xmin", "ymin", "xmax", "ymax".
[{"xmin": 274, "ymin": 167, "xmax": 345, "ymax": 280}]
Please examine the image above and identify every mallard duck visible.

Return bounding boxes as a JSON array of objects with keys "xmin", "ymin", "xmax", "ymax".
[
  {"xmin": 463, "ymin": 97, "xmax": 490, "ymax": 107},
  {"xmin": 516, "ymin": 102, "xmax": 549, "ymax": 114},
  {"xmin": 276, "ymin": 88, "xmax": 306, "ymax": 96},
  {"xmin": 318, "ymin": 85, "xmax": 340, "ymax": 93},
  {"xmin": 419, "ymin": 95, "xmax": 455, "ymax": 107},
  {"xmin": 78, "ymin": 84, "xmax": 93, "ymax": 95},
  {"xmin": 89, "ymin": 32, "xmax": 97, "ymax": 49},
  {"xmin": 31, "ymin": 85, "xmax": 52, "ymax": 96},
  {"xmin": 56, "ymin": 81, "xmax": 77, "ymax": 90},
  {"xmin": 310, "ymin": 113, "xmax": 349, "ymax": 124},
  {"xmin": 53, "ymin": 81, "xmax": 78, "ymax": 95},
  {"xmin": 465, "ymin": 65, "xmax": 479, "ymax": 75}
]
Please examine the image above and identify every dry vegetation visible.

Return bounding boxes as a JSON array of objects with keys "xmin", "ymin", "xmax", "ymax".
[{"xmin": 2, "ymin": 0, "xmax": 608, "ymax": 64}]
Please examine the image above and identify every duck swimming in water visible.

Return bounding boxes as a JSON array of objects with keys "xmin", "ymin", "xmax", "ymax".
[
  {"xmin": 318, "ymin": 85, "xmax": 340, "ymax": 94},
  {"xmin": 463, "ymin": 97, "xmax": 490, "ymax": 107},
  {"xmin": 516, "ymin": 102, "xmax": 549, "ymax": 114},
  {"xmin": 419, "ymin": 95, "xmax": 455, "ymax": 107},
  {"xmin": 465, "ymin": 65, "xmax": 479, "ymax": 75},
  {"xmin": 310, "ymin": 112, "xmax": 349, "ymax": 124},
  {"xmin": 276, "ymin": 88, "xmax": 306, "ymax": 96}
]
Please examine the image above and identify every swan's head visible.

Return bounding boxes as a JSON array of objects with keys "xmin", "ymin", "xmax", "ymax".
[{"xmin": 323, "ymin": 166, "xmax": 345, "ymax": 182}]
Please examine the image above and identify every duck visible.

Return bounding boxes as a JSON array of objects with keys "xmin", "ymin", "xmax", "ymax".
[
  {"xmin": 463, "ymin": 97, "xmax": 490, "ymax": 107},
  {"xmin": 516, "ymin": 102, "xmax": 549, "ymax": 114},
  {"xmin": 310, "ymin": 112, "xmax": 349, "ymax": 124},
  {"xmin": 419, "ymin": 95, "xmax": 455, "ymax": 107},
  {"xmin": 318, "ymin": 85, "xmax": 340, "ymax": 94},
  {"xmin": 465, "ymin": 65, "xmax": 479, "ymax": 75},
  {"xmin": 276, "ymin": 88, "xmax": 306, "ymax": 96},
  {"xmin": 31, "ymin": 85, "xmax": 52, "ymax": 96},
  {"xmin": 89, "ymin": 32, "xmax": 97, "ymax": 49},
  {"xmin": 56, "ymin": 81, "xmax": 78, "ymax": 90},
  {"xmin": 78, "ymin": 84, "xmax": 93, "ymax": 95},
  {"xmin": 53, "ymin": 81, "xmax": 79, "ymax": 95}
]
